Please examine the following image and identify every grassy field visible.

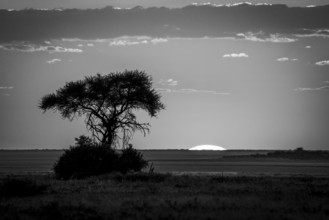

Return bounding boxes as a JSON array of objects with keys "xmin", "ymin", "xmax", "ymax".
[{"xmin": 1, "ymin": 173, "xmax": 329, "ymax": 220}]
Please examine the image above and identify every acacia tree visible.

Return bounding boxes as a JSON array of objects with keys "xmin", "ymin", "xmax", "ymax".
[{"xmin": 39, "ymin": 70, "xmax": 165, "ymax": 147}]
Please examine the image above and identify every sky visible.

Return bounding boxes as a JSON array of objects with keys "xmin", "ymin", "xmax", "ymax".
[
  {"xmin": 1, "ymin": 0, "xmax": 329, "ymax": 9},
  {"xmin": 1, "ymin": 1, "xmax": 329, "ymax": 150}
]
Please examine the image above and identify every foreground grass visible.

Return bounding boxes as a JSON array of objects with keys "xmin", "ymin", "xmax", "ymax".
[{"xmin": 0, "ymin": 173, "xmax": 329, "ymax": 220}]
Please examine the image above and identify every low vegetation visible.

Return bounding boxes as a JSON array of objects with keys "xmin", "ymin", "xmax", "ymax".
[
  {"xmin": 225, "ymin": 147, "xmax": 329, "ymax": 160},
  {"xmin": 0, "ymin": 173, "xmax": 328, "ymax": 220},
  {"xmin": 0, "ymin": 176, "xmax": 48, "ymax": 198},
  {"xmin": 118, "ymin": 145, "xmax": 149, "ymax": 174},
  {"xmin": 54, "ymin": 142, "xmax": 119, "ymax": 179},
  {"xmin": 54, "ymin": 136, "xmax": 148, "ymax": 179},
  {"xmin": 263, "ymin": 147, "xmax": 329, "ymax": 160}
]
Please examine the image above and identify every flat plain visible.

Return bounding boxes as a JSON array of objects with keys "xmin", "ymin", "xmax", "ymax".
[
  {"xmin": 0, "ymin": 150, "xmax": 329, "ymax": 219},
  {"xmin": 0, "ymin": 150, "xmax": 328, "ymax": 176}
]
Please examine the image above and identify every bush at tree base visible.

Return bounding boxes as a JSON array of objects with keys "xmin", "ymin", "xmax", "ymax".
[
  {"xmin": 54, "ymin": 136, "xmax": 149, "ymax": 179},
  {"xmin": 54, "ymin": 143, "xmax": 119, "ymax": 179},
  {"xmin": 119, "ymin": 144, "xmax": 149, "ymax": 174}
]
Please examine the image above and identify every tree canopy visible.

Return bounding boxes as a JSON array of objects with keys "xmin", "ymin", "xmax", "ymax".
[{"xmin": 39, "ymin": 70, "xmax": 165, "ymax": 147}]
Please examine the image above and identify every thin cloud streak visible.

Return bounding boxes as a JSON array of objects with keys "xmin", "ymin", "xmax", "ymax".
[
  {"xmin": 62, "ymin": 38, "xmax": 111, "ymax": 43},
  {"xmin": 0, "ymin": 43, "xmax": 83, "ymax": 53},
  {"xmin": 62, "ymin": 37, "xmax": 168, "ymax": 46},
  {"xmin": 294, "ymin": 86, "xmax": 329, "ymax": 92},
  {"xmin": 159, "ymin": 79, "xmax": 178, "ymax": 86},
  {"xmin": 295, "ymin": 81, "xmax": 329, "ymax": 92},
  {"xmin": 277, "ymin": 57, "xmax": 298, "ymax": 62},
  {"xmin": 156, "ymin": 88, "xmax": 230, "ymax": 95},
  {"xmin": 277, "ymin": 57, "xmax": 289, "ymax": 62},
  {"xmin": 0, "ymin": 86, "xmax": 14, "ymax": 90},
  {"xmin": 296, "ymin": 29, "xmax": 329, "ymax": 38},
  {"xmin": 315, "ymin": 60, "xmax": 329, "ymax": 66},
  {"xmin": 223, "ymin": 53, "xmax": 249, "ymax": 58},
  {"xmin": 47, "ymin": 58, "xmax": 61, "ymax": 64},
  {"xmin": 237, "ymin": 32, "xmax": 298, "ymax": 43},
  {"xmin": 109, "ymin": 36, "xmax": 168, "ymax": 46}
]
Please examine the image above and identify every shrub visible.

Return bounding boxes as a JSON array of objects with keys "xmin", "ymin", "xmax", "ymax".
[
  {"xmin": 118, "ymin": 144, "xmax": 148, "ymax": 174},
  {"xmin": 0, "ymin": 177, "xmax": 48, "ymax": 197},
  {"xmin": 54, "ymin": 136, "xmax": 149, "ymax": 179},
  {"xmin": 54, "ymin": 137, "xmax": 119, "ymax": 179}
]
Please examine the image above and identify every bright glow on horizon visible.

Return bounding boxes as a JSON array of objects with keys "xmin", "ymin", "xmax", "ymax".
[{"xmin": 189, "ymin": 145, "xmax": 227, "ymax": 151}]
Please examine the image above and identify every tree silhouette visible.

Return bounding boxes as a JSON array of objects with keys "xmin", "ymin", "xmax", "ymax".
[{"xmin": 39, "ymin": 70, "xmax": 165, "ymax": 147}]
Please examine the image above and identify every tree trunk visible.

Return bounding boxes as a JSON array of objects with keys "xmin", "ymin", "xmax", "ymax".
[{"xmin": 102, "ymin": 127, "xmax": 116, "ymax": 148}]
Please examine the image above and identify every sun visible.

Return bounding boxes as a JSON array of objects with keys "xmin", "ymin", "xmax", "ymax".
[{"xmin": 189, "ymin": 145, "xmax": 227, "ymax": 151}]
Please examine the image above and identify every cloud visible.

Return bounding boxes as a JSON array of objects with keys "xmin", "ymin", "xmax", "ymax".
[
  {"xmin": 236, "ymin": 32, "xmax": 297, "ymax": 43},
  {"xmin": 156, "ymin": 88, "xmax": 172, "ymax": 93},
  {"xmin": 62, "ymin": 38, "xmax": 111, "ymax": 43},
  {"xmin": 158, "ymin": 79, "xmax": 228, "ymax": 95},
  {"xmin": 315, "ymin": 60, "xmax": 329, "ymax": 66},
  {"xmin": 277, "ymin": 57, "xmax": 289, "ymax": 62},
  {"xmin": 159, "ymin": 78, "xmax": 178, "ymax": 86},
  {"xmin": 109, "ymin": 39, "xmax": 147, "ymax": 46},
  {"xmin": 110, "ymin": 36, "xmax": 148, "ymax": 46},
  {"xmin": 0, "ymin": 42, "xmax": 83, "ymax": 53},
  {"xmin": 178, "ymin": 89, "xmax": 230, "ymax": 95},
  {"xmin": 69, "ymin": 42, "xmax": 94, "ymax": 47},
  {"xmin": 277, "ymin": 57, "xmax": 298, "ymax": 62},
  {"xmin": 223, "ymin": 53, "xmax": 249, "ymax": 58},
  {"xmin": 294, "ymin": 86, "xmax": 329, "ymax": 92},
  {"xmin": 294, "ymin": 81, "xmax": 329, "ymax": 92},
  {"xmin": 0, "ymin": 86, "xmax": 13, "ymax": 97},
  {"xmin": 41, "ymin": 46, "xmax": 83, "ymax": 53},
  {"xmin": 296, "ymin": 29, "xmax": 329, "ymax": 38},
  {"xmin": 305, "ymin": 45, "xmax": 312, "ymax": 49},
  {"xmin": 150, "ymin": 38, "xmax": 169, "ymax": 44},
  {"xmin": 0, "ymin": 86, "xmax": 13, "ymax": 90},
  {"xmin": 1, "ymin": 5, "xmax": 329, "ymax": 43},
  {"xmin": 47, "ymin": 58, "xmax": 61, "ymax": 64},
  {"xmin": 156, "ymin": 88, "xmax": 230, "ymax": 95},
  {"xmin": 108, "ymin": 36, "xmax": 168, "ymax": 46},
  {"xmin": 62, "ymin": 37, "xmax": 169, "ymax": 47}
]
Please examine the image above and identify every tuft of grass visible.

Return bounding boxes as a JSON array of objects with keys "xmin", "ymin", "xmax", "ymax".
[
  {"xmin": 113, "ymin": 172, "xmax": 170, "ymax": 183},
  {"xmin": 0, "ymin": 201, "xmax": 102, "ymax": 220},
  {"xmin": 0, "ymin": 176, "xmax": 48, "ymax": 198},
  {"xmin": 210, "ymin": 175, "xmax": 269, "ymax": 184}
]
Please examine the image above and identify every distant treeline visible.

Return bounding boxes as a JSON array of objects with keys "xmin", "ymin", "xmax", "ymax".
[{"xmin": 225, "ymin": 148, "xmax": 329, "ymax": 160}]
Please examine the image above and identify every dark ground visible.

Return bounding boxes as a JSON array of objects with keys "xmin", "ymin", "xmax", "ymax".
[{"xmin": 1, "ymin": 173, "xmax": 329, "ymax": 220}]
